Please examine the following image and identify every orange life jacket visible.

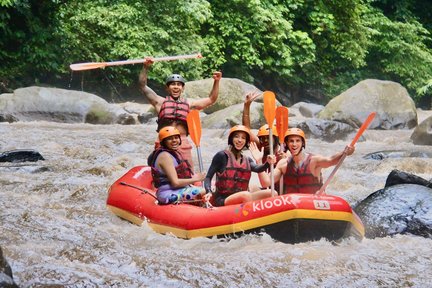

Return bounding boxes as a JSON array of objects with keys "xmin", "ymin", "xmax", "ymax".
[
  {"xmin": 215, "ymin": 150, "xmax": 251, "ymax": 195},
  {"xmin": 150, "ymin": 148, "xmax": 193, "ymax": 188},
  {"xmin": 282, "ymin": 153, "xmax": 322, "ymax": 194},
  {"xmin": 157, "ymin": 96, "xmax": 190, "ymax": 132}
]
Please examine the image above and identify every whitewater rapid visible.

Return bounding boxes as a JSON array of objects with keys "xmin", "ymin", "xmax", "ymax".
[{"xmin": 1, "ymin": 119, "xmax": 432, "ymax": 287}]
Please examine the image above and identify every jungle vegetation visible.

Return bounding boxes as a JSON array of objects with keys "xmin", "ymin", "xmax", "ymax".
[{"xmin": 1, "ymin": 0, "xmax": 431, "ymax": 107}]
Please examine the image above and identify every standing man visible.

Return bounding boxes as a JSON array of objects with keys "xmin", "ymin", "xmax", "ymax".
[{"xmin": 139, "ymin": 59, "xmax": 222, "ymax": 171}]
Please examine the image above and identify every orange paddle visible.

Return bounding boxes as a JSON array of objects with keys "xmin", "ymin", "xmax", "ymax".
[
  {"xmin": 316, "ymin": 112, "xmax": 377, "ymax": 195},
  {"xmin": 263, "ymin": 91, "xmax": 277, "ymax": 196},
  {"xmin": 275, "ymin": 106, "xmax": 289, "ymax": 144},
  {"xmin": 70, "ymin": 52, "xmax": 203, "ymax": 71},
  {"xmin": 186, "ymin": 109, "xmax": 204, "ymax": 173},
  {"xmin": 275, "ymin": 106, "xmax": 289, "ymax": 193}
]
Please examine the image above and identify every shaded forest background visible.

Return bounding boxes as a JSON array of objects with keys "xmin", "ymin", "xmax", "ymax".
[{"xmin": 1, "ymin": 0, "xmax": 431, "ymax": 108}]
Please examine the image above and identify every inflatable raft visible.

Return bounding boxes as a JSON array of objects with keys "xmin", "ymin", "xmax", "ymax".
[{"xmin": 106, "ymin": 166, "xmax": 365, "ymax": 244}]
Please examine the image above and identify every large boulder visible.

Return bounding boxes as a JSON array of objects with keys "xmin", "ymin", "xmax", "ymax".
[
  {"xmin": 355, "ymin": 184, "xmax": 432, "ymax": 239},
  {"xmin": 318, "ymin": 79, "xmax": 417, "ymax": 130},
  {"xmin": 185, "ymin": 78, "xmax": 258, "ymax": 114},
  {"xmin": 384, "ymin": 169, "xmax": 432, "ymax": 188},
  {"xmin": 0, "ymin": 86, "xmax": 136, "ymax": 124},
  {"xmin": 296, "ymin": 119, "xmax": 357, "ymax": 143},
  {"xmin": 410, "ymin": 115, "xmax": 432, "ymax": 146}
]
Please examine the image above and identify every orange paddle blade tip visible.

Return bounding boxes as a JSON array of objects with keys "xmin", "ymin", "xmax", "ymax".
[
  {"xmin": 186, "ymin": 110, "xmax": 202, "ymax": 146},
  {"xmin": 350, "ymin": 111, "xmax": 376, "ymax": 147},
  {"xmin": 276, "ymin": 106, "xmax": 289, "ymax": 143},
  {"xmin": 263, "ymin": 91, "xmax": 276, "ymax": 126}
]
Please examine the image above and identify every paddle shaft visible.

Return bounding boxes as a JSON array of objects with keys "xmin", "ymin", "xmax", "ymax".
[
  {"xmin": 315, "ymin": 153, "xmax": 347, "ymax": 195},
  {"xmin": 275, "ymin": 106, "xmax": 289, "ymax": 194},
  {"xmin": 269, "ymin": 129, "xmax": 275, "ymax": 196},
  {"xmin": 120, "ymin": 182, "xmax": 158, "ymax": 200},
  {"xmin": 316, "ymin": 112, "xmax": 376, "ymax": 195},
  {"xmin": 196, "ymin": 146, "xmax": 204, "ymax": 173},
  {"xmin": 263, "ymin": 91, "xmax": 276, "ymax": 197},
  {"xmin": 70, "ymin": 53, "xmax": 202, "ymax": 71},
  {"xmin": 186, "ymin": 110, "xmax": 204, "ymax": 178}
]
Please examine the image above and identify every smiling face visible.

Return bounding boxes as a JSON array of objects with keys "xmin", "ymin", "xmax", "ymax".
[
  {"xmin": 259, "ymin": 135, "xmax": 278, "ymax": 153},
  {"xmin": 166, "ymin": 81, "xmax": 184, "ymax": 99},
  {"xmin": 231, "ymin": 131, "xmax": 248, "ymax": 151},
  {"xmin": 162, "ymin": 135, "xmax": 181, "ymax": 150},
  {"xmin": 286, "ymin": 135, "xmax": 304, "ymax": 156}
]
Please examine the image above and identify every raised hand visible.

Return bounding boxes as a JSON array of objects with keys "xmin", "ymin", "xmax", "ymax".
[
  {"xmin": 249, "ymin": 142, "xmax": 264, "ymax": 163},
  {"xmin": 244, "ymin": 89, "xmax": 261, "ymax": 105},
  {"xmin": 213, "ymin": 71, "xmax": 222, "ymax": 81},
  {"xmin": 143, "ymin": 57, "xmax": 154, "ymax": 68}
]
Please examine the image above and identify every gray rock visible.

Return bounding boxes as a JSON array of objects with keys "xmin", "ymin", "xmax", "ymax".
[
  {"xmin": 0, "ymin": 149, "xmax": 44, "ymax": 163},
  {"xmin": 363, "ymin": 150, "xmax": 432, "ymax": 160},
  {"xmin": 410, "ymin": 115, "xmax": 432, "ymax": 146},
  {"xmin": 0, "ymin": 247, "xmax": 19, "ymax": 288},
  {"xmin": 185, "ymin": 78, "xmax": 259, "ymax": 114},
  {"xmin": 0, "ymin": 86, "xmax": 137, "ymax": 124},
  {"xmin": 318, "ymin": 79, "xmax": 417, "ymax": 130},
  {"xmin": 384, "ymin": 169, "xmax": 432, "ymax": 188},
  {"xmin": 296, "ymin": 118, "xmax": 357, "ymax": 142},
  {"xmin": 355, "ymin": 184, "xmax": 432, "ymax": 239}
]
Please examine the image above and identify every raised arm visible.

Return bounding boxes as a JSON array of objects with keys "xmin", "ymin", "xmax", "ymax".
[
  {"xmin": 309, "ymin": 146, "xmax": 355, "ymax": 180},
  {"xmin": 242, "ymin": 90, "xmax": 261, "ymax": 145},
  {"xmin": 138, "ymin": 59, "xmax": 164, "ymax": 112},
  {"xmin": 189, "ymin": 71, "xmax": 222, "ymax": 110},
  {"xmin": 312, "ymin": 145, "xmax": 355, "ymax": 171}
]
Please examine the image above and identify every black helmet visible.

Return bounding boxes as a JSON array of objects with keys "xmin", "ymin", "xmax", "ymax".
[{"xmin": 165, "ymin": 74, "xmax": 186, "ymax": 86}]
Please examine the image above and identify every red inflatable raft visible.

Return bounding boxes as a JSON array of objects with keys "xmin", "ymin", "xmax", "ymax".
[{"xmin": 106, "ymin": 166, "xmax": 365, "ymax": 244}]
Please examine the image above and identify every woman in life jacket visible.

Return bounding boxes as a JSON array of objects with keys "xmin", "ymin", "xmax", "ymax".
[
  {"xmin": 257, "ymin": 128, "xmax": 355, "ymax": 194},
  {"xmin": 204, "ymin": 125, "xmax": 274, "ymax": 207},
  {"xmin": 149, "ymin": 126, "xmax": 209, "ymax": 205}
]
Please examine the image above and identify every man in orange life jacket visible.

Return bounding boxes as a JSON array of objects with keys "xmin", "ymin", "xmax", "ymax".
[
  {"xmin": 139, "ymin": 58, "xmax": 222, "ymax": 171},
  {"xmin": 257, "ymin": 128, "xmax": 355, "ymax": 194}
]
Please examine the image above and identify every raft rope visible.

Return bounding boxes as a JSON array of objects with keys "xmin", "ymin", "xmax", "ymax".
[
  {"xmin": 120, "ymin": 182, "xmax": 158, "ymax": 201},
  {"xmin": 119, "ymin": 182, "xmax": 213, "ymax": 207}
]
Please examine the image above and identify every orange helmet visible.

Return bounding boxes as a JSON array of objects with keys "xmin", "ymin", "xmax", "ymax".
[
  {"xmin": 228, "ymin": 125, "xmax": 251, "ymax": 147},
  {"xmin": 158, "ymin": 126, "xmax": 181, "ymax": 146},
  {"xmin": 257, "ymin": 124, "xmax": 278, "ymax": 137},
  {"xmin": 284, "ymin": 128, "xmax": 306, "ymax": 148}
]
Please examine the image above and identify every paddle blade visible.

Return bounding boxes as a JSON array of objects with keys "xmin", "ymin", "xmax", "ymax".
[
  {"xmin": 70, "ymin": 53, "xmax": 203, "ymax": 71},
  {"xmin": 187, "ymin": 110, "xmax": 202, "ymax": 147},
  {"xmin": 276, "ymin": 106, "xmax": 289, "ymax": 144},
  {"xmin": 263, "ymin": 91, "xmax": 276, "ymax": 126},
  {"xmin": 350, "ymin": 112, "xmax": 376, "ymax": 146},
  {"xmin": 70, "ymin": 62, "xmax": 108, "ymax": 71}
]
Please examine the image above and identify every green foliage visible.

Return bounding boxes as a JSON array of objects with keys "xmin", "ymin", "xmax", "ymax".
[
  {"xmin": 0, "ymin": 0, "xmax": 13, "ymax": 7},
  {"xmin": 1, "ymin": 0, "xmax": 431, "ymax": 105},
  {"xmin": 202, "ymin": 0, "xmax": 316, "ymax": 83},
  {"xmin": 361, "ymin": 6, "xmax": 432, "ymax": 101},
  {"xmin": 56, "ymin": 0, "xmax": 211, "ymax": 85}
]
